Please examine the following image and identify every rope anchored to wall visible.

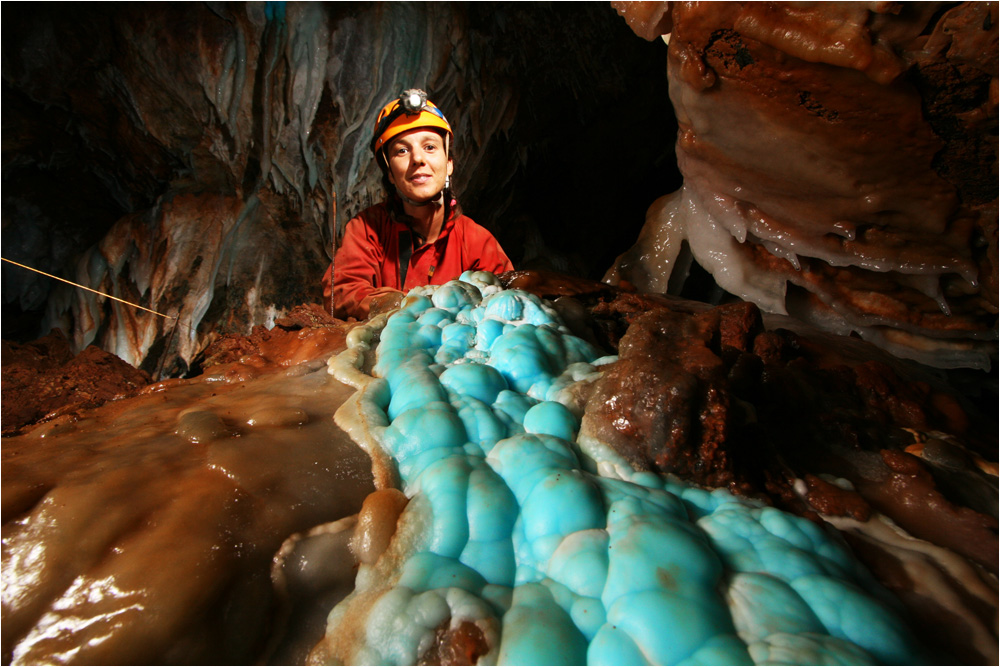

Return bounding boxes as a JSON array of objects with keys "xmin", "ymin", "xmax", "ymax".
[{"xmin": 2, "ymin": 257, "xmax": 178, "ymax": 320}]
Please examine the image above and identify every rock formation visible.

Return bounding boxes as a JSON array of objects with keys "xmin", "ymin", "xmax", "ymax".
[
  {"xmin": 2, "ymin": 2, "xmax": 997, "ymax": 665},
  {"xmin": 3, "ymin": 273, "xmax": 996, "ymax": 664},
  {"xmin": 608, "ymin": 1, "xmax": 998, "ymax": 370}
]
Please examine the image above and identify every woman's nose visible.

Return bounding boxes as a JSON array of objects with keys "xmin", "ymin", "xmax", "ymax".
[{"xmin": 410, "ymin": 147, "xmax": 427, "ymax": 165}]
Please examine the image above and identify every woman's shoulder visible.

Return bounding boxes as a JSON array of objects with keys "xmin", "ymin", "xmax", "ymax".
[
  {"xmin": 350, "ymin": 201, "xmax": 392, "ymax": 225},
  {"xmin": 452, "ymin": 212, "xmax": 496, "ymax": 239},
  {"xmin": 345, "ymin": 201, "xmax": 397, "ymax": 236}
]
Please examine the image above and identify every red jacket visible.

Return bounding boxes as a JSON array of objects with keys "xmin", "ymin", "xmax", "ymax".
[{"xmin": 324, "ymin": 202, "xmax": 513, "ymax": 319}]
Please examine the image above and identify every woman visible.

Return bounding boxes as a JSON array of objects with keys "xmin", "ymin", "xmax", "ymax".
[{"xmin": 324, "ymin": 89, "xmax": 513, "ymax": 319}]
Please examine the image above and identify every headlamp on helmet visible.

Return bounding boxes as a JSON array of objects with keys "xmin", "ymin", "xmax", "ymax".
[
  {"xmin": 401, "ymin": 89, "xmax": 427, "ymax": 114},
  {"xmin": 371, "ymin": 88, "xmax": 453, "ymax": 159}
]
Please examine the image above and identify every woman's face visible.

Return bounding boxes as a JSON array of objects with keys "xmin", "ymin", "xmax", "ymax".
[{"xmin": 385, "ymin": 129, "xmax": 453, "ymax": 203}]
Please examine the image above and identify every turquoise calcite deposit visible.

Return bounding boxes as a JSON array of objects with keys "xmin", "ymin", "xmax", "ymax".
[{"xmin": 322, "ymin": 272, "xmax": 925, "ymax": 665}]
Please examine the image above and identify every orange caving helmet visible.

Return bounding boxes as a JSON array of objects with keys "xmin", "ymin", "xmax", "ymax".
[{"xmin": 371, "ymin": 89, "xmax": 452, "ymax": 161}]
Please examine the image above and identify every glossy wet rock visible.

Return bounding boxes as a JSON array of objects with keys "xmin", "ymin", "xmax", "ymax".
[{"xmin": 2, "ymin": 328, "xmax": 375, "ymax": 665}]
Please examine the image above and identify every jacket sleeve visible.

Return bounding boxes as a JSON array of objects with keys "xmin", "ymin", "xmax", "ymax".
[{"xmin": 332, "ymin": 214, "xmax": 388, "ymax": 320}]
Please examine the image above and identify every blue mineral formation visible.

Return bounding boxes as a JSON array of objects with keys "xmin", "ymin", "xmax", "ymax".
[{"xmin": 320, "ymin": 272, "xmax": 925, "ymax": 665}]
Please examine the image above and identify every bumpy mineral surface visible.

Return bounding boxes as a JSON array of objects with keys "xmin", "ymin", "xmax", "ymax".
[
  {"xmin": 313, "ymin": 272, "xmax": 996, "ymax": 665},
  {"xmin": 2, "ymin": 272, "xmax": 996, "ymax": 664}
]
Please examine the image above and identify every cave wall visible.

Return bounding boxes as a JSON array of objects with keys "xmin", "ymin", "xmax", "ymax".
[
  {"xmin": 607, "ymin": 1, "xmax": 998, "ymax": 370},
  {"xmin": 2, "ymin": 2, "xmax": 678, "ymax": 376}
]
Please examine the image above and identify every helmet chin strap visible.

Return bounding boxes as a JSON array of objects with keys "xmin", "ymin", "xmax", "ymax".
[
  {"xmin": 395, "ymin": 173, "xmax": 451, "ymax": 208},
  {"xmin": 396, "ymin": 188, "xmax": 445, "ymax": 207}
]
